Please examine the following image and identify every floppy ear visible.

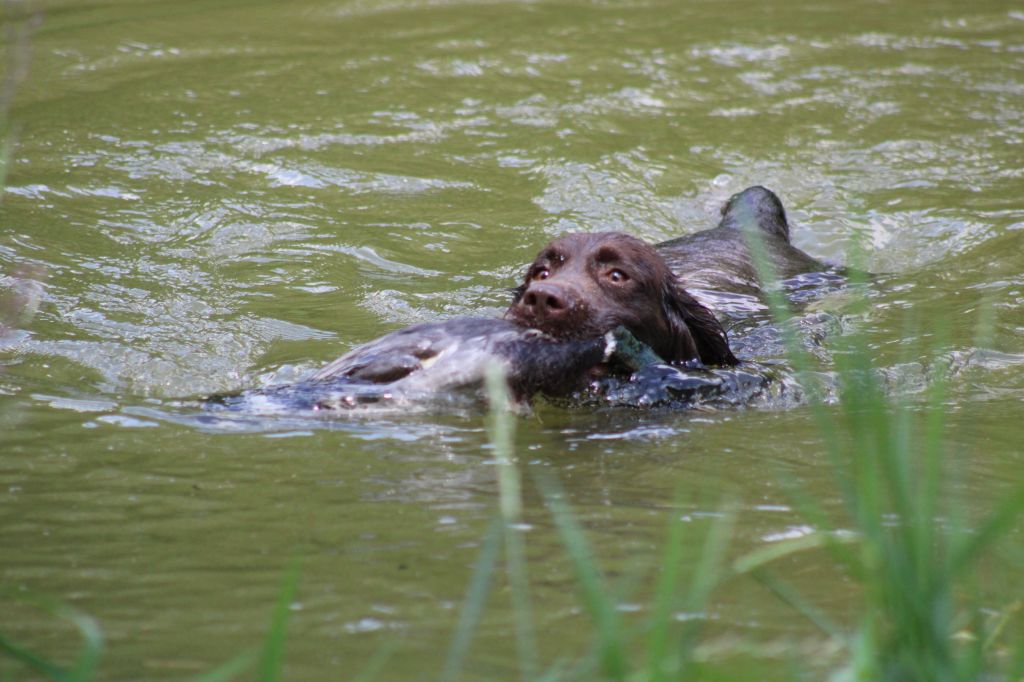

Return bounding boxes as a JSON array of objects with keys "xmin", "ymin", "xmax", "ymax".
[{"xmin": 660, "ymin": 275, "xmax": 738, "ymax": 366}]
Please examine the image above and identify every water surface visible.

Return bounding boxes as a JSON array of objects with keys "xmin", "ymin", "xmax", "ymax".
[{"xmin": 2, "ymin": 0, "xmax": 1023, "ymax": 678}]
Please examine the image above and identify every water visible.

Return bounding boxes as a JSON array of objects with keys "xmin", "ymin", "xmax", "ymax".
[{"xmin": 2, "ymin": 0, "xmax": 1023, "ymax": 678}]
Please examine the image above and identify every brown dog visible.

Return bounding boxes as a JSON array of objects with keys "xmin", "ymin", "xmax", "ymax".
[{"xmin": 214, "ymin": 187, "xmax": 833, "ymax": 412}]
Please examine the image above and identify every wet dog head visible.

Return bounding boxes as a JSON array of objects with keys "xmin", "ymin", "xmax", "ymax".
[{"xmin": 506, "ymin": 232, "xmax": 737, "ymax": 366}]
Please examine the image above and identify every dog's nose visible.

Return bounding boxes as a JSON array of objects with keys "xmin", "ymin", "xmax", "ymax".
[{"xmin": 519, "ymin": 282, "xmax": 570, "ymax": 320}]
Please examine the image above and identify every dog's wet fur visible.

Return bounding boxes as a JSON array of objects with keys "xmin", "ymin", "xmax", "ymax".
[{"xmin": 659, "ymin": 185, "xmax": 828, "ymax": 299}]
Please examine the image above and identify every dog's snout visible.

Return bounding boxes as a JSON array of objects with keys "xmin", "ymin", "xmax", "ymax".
[
  {"xmin": 515, "ymin": 282, "xmax": 580, "ymax": 329},
  {"xmin": 522, "ymin": 285, "xmax": 568, "ymax": 314}
]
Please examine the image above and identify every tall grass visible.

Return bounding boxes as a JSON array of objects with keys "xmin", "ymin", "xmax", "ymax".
[{"xmin": 739, "ymin": 222, "xmax": 1024, "ymax": 680}]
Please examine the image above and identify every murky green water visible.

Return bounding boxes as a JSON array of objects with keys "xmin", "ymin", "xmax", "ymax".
[{"xmin": 2, "ymin": 0, "xmax": 1023, "ymax": 678}]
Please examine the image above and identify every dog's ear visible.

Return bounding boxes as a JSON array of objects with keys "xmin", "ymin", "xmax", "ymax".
[{"xmin": 660, "ymin": 275, "xmax": 738, "ymax": 366}]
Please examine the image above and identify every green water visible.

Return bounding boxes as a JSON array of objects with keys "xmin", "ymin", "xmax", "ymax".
[{"xmin": 2, "ymin": 0, "xmax": 1023, "ymax": 678}]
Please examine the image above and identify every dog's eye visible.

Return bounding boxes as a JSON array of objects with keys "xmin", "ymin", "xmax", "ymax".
[
  {"xmin": 608, "ymin": 269, "xmax": 629, "ymax": 283},
  {"xmin": 533, "ymin": 267, "xmax": 550, "ymax": 280}
]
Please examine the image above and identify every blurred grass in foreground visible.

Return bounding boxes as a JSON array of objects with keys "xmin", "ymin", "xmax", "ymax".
[{"xmin": 735, "ymin": 221, "xmax": 1024, "ymax": 681}]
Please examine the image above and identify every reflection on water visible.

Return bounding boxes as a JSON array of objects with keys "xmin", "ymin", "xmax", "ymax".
[{"xmin": 2, "ymin": 0, "xmax": 1023, "ymax": 677}]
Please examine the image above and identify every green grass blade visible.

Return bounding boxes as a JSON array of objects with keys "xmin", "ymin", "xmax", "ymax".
[
  {"xmin": 774, "ymin": 474, "xmax": 862, "ymax": 577},
  {"xmin": 484, "ymin": 363, "xmax": 538, "ymax": 681},
  {"xmin": 643, "ymin": 495, "xmax": 735, "ymax": 681},
  {"xmin": 63, "ymin": 606, "xmax": 102, "ymax": 682},
  {"xmin": 1012, "ymin": 627, "xmax": 1024, "ymax": 680},
  {"xmin": 949, "ymin": 489, "xmax": 1024, "ymax": 579},
  {"xmin": 644, "ymin": 495, "xmax": 688, "ymax": 682},
  {"xmin": 750, "ymin": 570, "xmax": 843, "ymax": 641},
  {"xmin": 531, "ymin": 667, "xmax": 565, "ymax": 682},
  {"xmin": 441, "ymin": 515, "xmax": 504, "ymax": 682},
  {"xmin": 0, "ymin": 134, "xmax": 12, "ymax": 199},
  {"xmin": 534, "ymin": 470, "xmax": 628, "ymax": 681},
  {"xmin": 350, "ymin": 640, "xmax": 399, "ymax": 682},
  {"xmin": 256, "ymin": 559, "xmax": 301, "ymax": 682},
  {"xmin": 191, "ymin": 650, "xmax": 258, "ymax": 682},
  {"xmin": 0, "ymin": 593, "xmax": 103, "ymax": 682},
  {"xmin": 0, "ymin": 634, "xmax": 69, "ymax": 682},
  {"xmin": 982, "ymin": 600, "xmax": 1022, "ymax": 653},
  {"xmin": 503, "ymin": 524, "xmax": 538, "ymax": 682},
  {"xmin": 670, "ymin": 502, "xmax": 735, "ymax": 673},
  {"xmin": 682, "ymin": 503, "xmax": 735, "ymax": 619},
  {"xmin": 740, "ymin": 223, "xmax": 862, "ymax": 526},
  {"xmin": 732, "ymin": 532, "xmax": 847, "ymax": 575}
]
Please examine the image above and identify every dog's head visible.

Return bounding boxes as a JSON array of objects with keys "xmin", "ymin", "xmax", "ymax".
[{"xmin": 506, "ymin": 232, "xmax": 736, "ymax": 366}]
